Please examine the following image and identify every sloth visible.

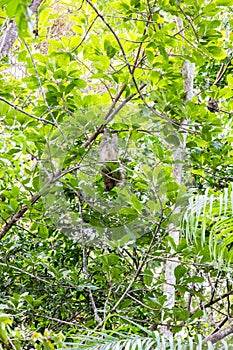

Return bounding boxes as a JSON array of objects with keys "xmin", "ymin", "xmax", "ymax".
[
  {"xmin": 207, "ymin": 98, "xmax": 218, "ymax": 113},
  {"xmin": 99, "ymin": 129, "xmax": 123, "ymax": 191}
]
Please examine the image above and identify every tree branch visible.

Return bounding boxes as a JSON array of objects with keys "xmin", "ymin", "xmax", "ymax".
[
  {"xmin": 203, "ymin": 321, "xmax": 233, "ymax": 344},
  {"xmin": 0, "ymin": 96, "xmax": 56, "ymax": 126},
  {"xmin": 0, "ymin": 81, "xmax": 147, "ymax": 239},
  {"xmin": 0, "ymin": 262, "xmax": 54, "ymax": 285},
  {"xmin": 84, "ymin": 83, "xmax": 146, "ymax": 148},
  {"xmin": 0, "ymin": 0, "xmax": 44, "ymax": 56},
  {"xmin": 190, "ymin": 290, "xmax": 233, "ymax": 322},
  {"xmin": 0, "ymin": 194, "xmax": 40, "ymax": 239},
  {"xmin": 86, "ymin": 0, "xmax": 130, "ymax": 70},
  {"xmin": 0, "ymin": 21, "xmax": 18, "ymax": 56},
  {"xmin": 176, "ymin": 3, "xmax": 199, "ymax": 42},
  {"xmin": 29, "ymin": 0, "xmax": 44, "ymax": 13}
]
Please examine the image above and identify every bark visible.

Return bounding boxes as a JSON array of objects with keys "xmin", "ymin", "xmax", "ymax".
[
  {"xmin": 0, "ymin": 0, "xmax": 43, "ymax": 56},
  {"xmin": 162, "ymin": 59, "xmax": 194, "ymax": 335},
  {"xmin": 0, "ymin": 21, "xmax": 18, "ymax": 56},
  {"xmin": 29, "ymin": 0, "xmax": 43, "ymax": 13},
  {"xmin": 203, "ymin": 322, "xmax": 233, "ymax": 344},
  {"xmin": 0, "ymin": 194, "xmax": 40, "ymax": 239}
]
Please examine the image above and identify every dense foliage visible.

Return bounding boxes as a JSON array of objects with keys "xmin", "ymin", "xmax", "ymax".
[{"xmin": 0, "ymin": 0, "xmax": 233, "ymax": 348}]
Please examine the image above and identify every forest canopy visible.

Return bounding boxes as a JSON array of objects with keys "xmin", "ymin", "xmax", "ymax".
[{"xmin": 0, "ymin": 0, "xmax": 233, "ymax": 349}]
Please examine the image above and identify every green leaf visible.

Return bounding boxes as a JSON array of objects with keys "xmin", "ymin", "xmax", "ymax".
[
  {"xmin": 5, "ymin": 0, "xmax": 18, "ymax": 17},
  {"xmin": 206, "ymin": 46, "xmax": 227, "ymax": 60},
  {"xmin": 130, "ymin": 195, "xmax": 142, "ymax": 214},
  {"xmin": 9, "ymin": 198, "xmax": 18, "ymax": 211},
  {"xmin": 216, "ymin": 0, "xmax": 233, "ymax": 5},
  {"xmin": 145, "ymin": 50, "xmax": 155, "ymax": 64},
  {"xmin": 173, "ymin": 308, "xmax": 189, "ymax": 322},
  {"xmin": 38, "ymin": 225, "xmax": 49, "ymax": 239},
  {"xmin": 202, "ymin": 126, "xmax": 212, "ymax": 141},
  {"xmin": 104, "ymin": 40, "xmax": 117, "ymax": 58},
  {"xmin": 174, "ymin": 265, "xmax": 187, "ymax": 283},
  {"xmin": 227, "ymin": 74, "xmax": 233, "ymax": 88},
  {"xmin": 0, "ymin": 327, "xmax": 8, "ymax": 343},
  {"xmin": 73, "ymin": 78, "xmax": 87, "ymax": 88},
  {"xmin": 190, "ymin": 310, "xmax": 204, "ymax": 321},
  {"xmin": 0, "ymin": 0, "xmax": 9, "ymax": 5},
  {"xmin": 0, "ymin": 314, "xmax": 12, "ymax": 324},
  {"xmin": 143, "ymin": 269, "xmax": 153, "ymax": 286},
  {"xmin": 94, "ymin": 55, "xmax": 110, "ymax": 70},
  {"xmin": 201, "ymin": 2, "xmax": 220, "ymax": 15},
  {"xmin": 184, "ymin": 276, "xmax": 205, "ymax": 284},
  {"xmin": 33, "ymin": 176, "xmax": 40, "ymax": 191},
  {"xmin": 53, "ymin": 52, "xmax": 71, "ymax": 66}
]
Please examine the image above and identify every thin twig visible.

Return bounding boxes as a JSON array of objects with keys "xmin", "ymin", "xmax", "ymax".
[
  {"xmin": 72, "ymin": 15, "xmax": 99, "ymax": 52},
  {"xmin": 126, "ymin": 292, "xmax": 158, "ymax": 311},
  {"xmin": 84, "ymin": 83, "xmax": 146, "ymax": 148},
  {"xmin": 24, "ymin": 41, "xmax": 62, "ymax": 133},
  {"xmin": 0, "ymin": 96, "xmax": 56, "ymax": 126},
  {"xmin": 210, "ymin": 317, "xmax": 228, "ymax": 336},
  {"xmin": 104, "ymin": 84, "xmax": 127, "ymax": 121},
  {"xmin": 213, "ymin": 58, "xmax": 232, "ymax": 85},
  {"xmin": 36, "ymin": 314, "xmax": 83, "ymax": 327},
  {"xmin": 0, "ymin": 262, "xmax": 54, "ymax": 285},
  {"xmin": 109, "ymin": 215, "xmax": 164, "ymax": 312},
  {"xmin": 78, "ymin": 196, "xmax": 102, "ymax": 325},
  {"xmin": 190, "ymin": 290, "xmax": 233, "ymax": 317},
  {"xmin": 104, "ymin": 15, "xmax": 156, "ymax": 23},
  {"xmin": 0, "ymin": 194, "xmax": 41, "ymax": 239},
  {"xmin": 176, "ymin": 3, "xmax": 199, "ymax": 42},
  {"xmin": 0, "ymin": 81, "xmax": 146, "ymax": 238},
  {"xmin": 86, "ymin": 0, "xmax": 130, "ymax": 70}
]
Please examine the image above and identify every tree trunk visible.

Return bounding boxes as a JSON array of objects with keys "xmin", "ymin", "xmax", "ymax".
[
  {"xmin": 0, "ymin": 0, "xmax": 43, "ymax": 56},
  {"xmin": 162, "ymin": 55, "xmax": 195, "ymax": 335}
]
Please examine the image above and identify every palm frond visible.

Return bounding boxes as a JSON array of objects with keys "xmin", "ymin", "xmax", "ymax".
[
  {"xmin": 182, "ymin": 184, "xmax": 233, "ymax": 262},
  {"xmin": 61, "ymin": 331, "xmax": 227, "ymax": 350}
]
